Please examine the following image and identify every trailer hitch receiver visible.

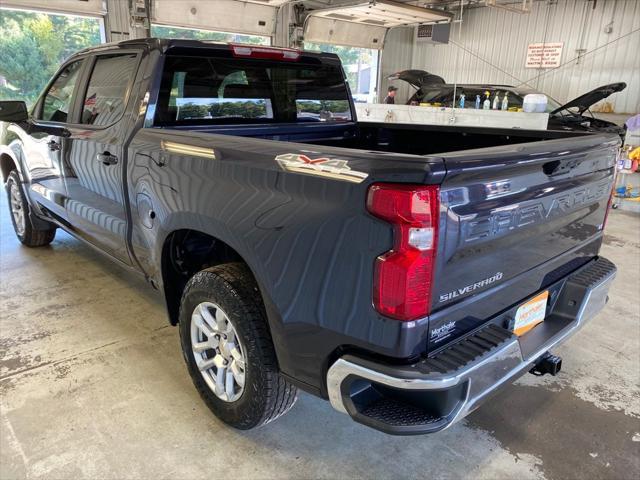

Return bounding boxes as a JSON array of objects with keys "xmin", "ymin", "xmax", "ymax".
[{"xmin": 530, "ymin": 352, "xmax": 562, "ymax": 376}]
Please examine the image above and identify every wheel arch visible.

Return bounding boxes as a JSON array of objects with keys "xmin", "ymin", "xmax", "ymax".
[
  {"xmin": 0, "ymin": 151, "xmax": 18, "ymax": 183},
  {"xmin": 159, "ymin": 228, "xmax": 262, "ymax": 326}
]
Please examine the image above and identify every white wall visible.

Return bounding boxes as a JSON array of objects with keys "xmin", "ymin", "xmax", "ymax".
[
  {"xmin": 1, "ymin": 0, "xmax": 105, "ymax": 16},
  {"xmin": 384, "ymin": 0, "xmax": 640, "ymax": 113},
  {"xmin": 105, "ymin": 0, "xmax": 144, "ymax": 42},
  {"xmin": 151, "ymin": 0, "xmax": 276, "ymax": 38}
]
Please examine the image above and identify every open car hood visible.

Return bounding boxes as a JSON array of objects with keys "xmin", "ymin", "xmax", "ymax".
[
  {"xmin": 387, "ymin": 69, "xmax": 445, "ymax": 89},
  {"xmin": 550, "ymin": 82, "xmax": 627, "ymax": 115}
]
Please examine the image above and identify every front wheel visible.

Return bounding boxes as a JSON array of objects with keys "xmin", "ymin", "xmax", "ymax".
[
  {"xmin": 5, "ymin": 170, "xmax": 56, "ymax": 247},
  {"xmin": 179, "ymin": 263, "xmax": 297, "ymax": 429}
]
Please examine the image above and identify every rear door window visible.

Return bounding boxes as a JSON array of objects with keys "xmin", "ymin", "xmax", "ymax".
[
  {"xmin": 80, "ymin": 53, "xmax": 138, "ymax": 126},
  {"xmin": 156, "ymin": 53, "xmax": 351, "ymax": 125}
]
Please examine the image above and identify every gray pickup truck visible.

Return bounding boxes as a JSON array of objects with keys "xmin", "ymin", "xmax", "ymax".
[{"xmin": 0, "ymin": 39, "xmax": 617, "ymax": 435}]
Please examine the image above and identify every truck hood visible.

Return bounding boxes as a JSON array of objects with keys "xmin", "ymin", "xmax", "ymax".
[
  {"xmin": 550, "ymin": 82, "xmax": 627, "ymax": 115},
  {"xmin": 387, "ymin": 70, "xmax": 445, "ymax": 89}
]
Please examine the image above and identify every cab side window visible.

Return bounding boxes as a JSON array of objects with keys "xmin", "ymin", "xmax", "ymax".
[
  {"xmin": 80, "ymin": 54, "xmax": 138, "ymax": 127},
  {"xmin": 40, "ymin": 60, "xmax": 83, "ymax": 123}
]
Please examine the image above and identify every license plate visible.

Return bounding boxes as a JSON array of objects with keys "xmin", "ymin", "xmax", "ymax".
[{"xmin": 513, "ymin": 291, "xmax": 549, "ymax": 336}]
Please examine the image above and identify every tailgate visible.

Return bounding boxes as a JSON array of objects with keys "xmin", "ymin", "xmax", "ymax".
[{"xmin": 428, "ymin": 134, "xmax": 618, "ymax": 346}]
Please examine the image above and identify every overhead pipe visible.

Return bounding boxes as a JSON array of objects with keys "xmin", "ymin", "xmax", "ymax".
[{"xmin": 484, "ymin": 0, "xmax": 532, "ymax": 14}]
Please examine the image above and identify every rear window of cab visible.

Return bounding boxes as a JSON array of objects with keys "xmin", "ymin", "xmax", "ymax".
[{"xmin": 154, "ymin": 52, "xmax": 352, "ymax": 125}]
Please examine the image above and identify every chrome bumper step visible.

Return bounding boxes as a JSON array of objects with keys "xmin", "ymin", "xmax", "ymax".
[
  {"xmin": 420, "ymin": 324, "xmax": 515, "ymax": 375},
  {"xmin": 326, "ymin": 256, "xmax": 617, "ymax": 435}
]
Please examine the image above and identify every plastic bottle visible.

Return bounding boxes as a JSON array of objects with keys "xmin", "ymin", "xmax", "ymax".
[
  {"xmin": 475, "ymin": 94, "xmax": 481, "ymax": 109},
  {"xmin": 492, "ymin": 92, "xmax": 500, "ymax": 110},
  {"xmin": 459, "ymin": 92, "xmax": 465, "ymax": 109},
  {"xmin": 501, "ymin": 92, "xmax": 509, "ymax": 111},
  {"xmin": 523, "ymin": 94, "xmax": 548, "ymax": 113},
  {"xmin": 483, "ymin": 91, "xmax": 491, "ymax": 110}
]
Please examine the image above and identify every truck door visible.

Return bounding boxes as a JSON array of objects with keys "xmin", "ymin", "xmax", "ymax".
[
  {"xmin": 63, "ymin": 52, "xmax": 140, "ymax": 264},
  {"xmin": 23, "ymin": 59, "xmax": 85, "ymax": 221}
]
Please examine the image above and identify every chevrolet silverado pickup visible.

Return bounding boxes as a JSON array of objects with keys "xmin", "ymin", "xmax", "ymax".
[{"xmin": 0, "ymin": 39, "xmax": 618, "ymax": 435}]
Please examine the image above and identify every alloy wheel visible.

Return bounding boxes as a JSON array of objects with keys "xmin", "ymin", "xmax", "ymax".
[
  {"xmin": 190, "ymin": 302, "xmax": 246, "ymax": 402},
  {"xmin": 9, "ymin": 181, "xmax": 25, "ymax": 236}
]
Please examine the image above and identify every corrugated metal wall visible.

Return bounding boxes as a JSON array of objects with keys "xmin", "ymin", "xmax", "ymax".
[
  {"xmin": 379, "ymin": 27, "xmax": 415, "ymax": 103},
  {"xmin": 384, "ymin": 0, "xmax": 640, "ymax": 113},
  {"xmin": 105, "ymin": 0, "xmax": 134, "ymax": 42}
]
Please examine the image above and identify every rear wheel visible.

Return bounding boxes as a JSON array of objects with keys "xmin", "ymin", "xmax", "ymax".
[
  {"xmin": 5, "ymin": 170, "xmax": 56, "ymax": 247},
  {"xmin": 179, "ymin": 263, "xmax": 297, "ymax": 429}
]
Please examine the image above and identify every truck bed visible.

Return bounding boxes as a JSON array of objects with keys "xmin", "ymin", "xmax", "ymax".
[
  {"xmin": 162, "ymin": 120, "xmax": 591, "ymax": 156},
  {"xmin": 137, "ymin": 118, "xmax": 618, "ymax": 373}
]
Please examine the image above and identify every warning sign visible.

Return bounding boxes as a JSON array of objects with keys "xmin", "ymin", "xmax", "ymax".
[{"xmin": 526, "ymin": 43, "xmax": 563, "ymax": 68}]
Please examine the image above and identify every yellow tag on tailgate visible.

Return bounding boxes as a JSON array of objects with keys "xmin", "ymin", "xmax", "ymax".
[{"xmin": 513, "ymin": 291, "xmax": 549, "ymax": 336}]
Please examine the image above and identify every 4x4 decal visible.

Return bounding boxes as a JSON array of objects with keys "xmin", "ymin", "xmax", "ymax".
[{"xmin": 275, "ymin": 153, "xmax": 368, "ymax": 183}]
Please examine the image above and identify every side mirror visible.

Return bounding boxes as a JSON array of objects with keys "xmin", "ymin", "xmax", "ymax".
[{"xmin": 0, "ymin": 101, "xmax": 28, "ymax": 122}]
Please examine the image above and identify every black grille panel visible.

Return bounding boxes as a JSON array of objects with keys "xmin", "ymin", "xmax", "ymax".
[
  {"xmin": 360, "ymin": 397, "xmax": 443, "ymax": 427},
  {"xmin": 541, "ymin": 256, "xmax": 590, "ymax": 287},
  {"xmin": 420, "ymin": 324, "xmax": 515, "ymax": 374},
  {"xmin": 569, "ymin": 257, "xmax": 616, "ymax": 288}
]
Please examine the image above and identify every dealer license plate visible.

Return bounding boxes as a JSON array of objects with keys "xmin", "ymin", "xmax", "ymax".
[{"xmin": 513, "ymin": 291, "xmax": 549, "ymax": 336}]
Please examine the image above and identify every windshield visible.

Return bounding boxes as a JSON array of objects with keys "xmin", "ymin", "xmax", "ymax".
[
  {"xmin": 155, "ymin": 53, "xmax": 352, "ymax": 125},
  {"xmin": 546, "ymin": 97, "xmax": 563, "ymax": 111}
]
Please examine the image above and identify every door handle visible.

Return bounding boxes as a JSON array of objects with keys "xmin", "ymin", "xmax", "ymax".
[
  {"xmin": 47, "ymin": 140, "xmax": 61, "ymax": 151},
  {"xmin": 97, "ymin": 152, "xmax": 118, "ymax": 166}
]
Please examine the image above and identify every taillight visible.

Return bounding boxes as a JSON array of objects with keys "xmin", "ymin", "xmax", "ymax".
[
  {"xmin": 230, "ymin": 44, "xmax": 300, "ymax": 61},
  {"xmin": 367, "ymin": 183, "xmax": 440, "ymax": 321}
]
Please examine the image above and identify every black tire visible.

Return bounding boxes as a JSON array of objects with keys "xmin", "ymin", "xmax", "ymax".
[
  {"xmin": 5, "ymin": 170, "xmax": 56, "ymax": 247},
  {"xmin": 179, "ymin": 262, "xmax": 297, "ymax": 429}
]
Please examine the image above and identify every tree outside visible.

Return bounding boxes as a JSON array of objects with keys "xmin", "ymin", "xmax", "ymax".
[
  {"xmin": 0, "ymin": 10, "xmax": 374, "ymax": 108},
  {"xmin": 150, "ymin": 25, "xmax": 270, "ymax": 45},
  {"xmin": 304, "ymin": 42, "xmax": 378, "ymax": 98},
  {"xmin": 0, "ymin": 9, "xmax": 102, "ymax": 107}
]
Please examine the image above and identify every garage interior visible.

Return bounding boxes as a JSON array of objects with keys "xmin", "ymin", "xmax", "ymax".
[{"xmin": 1, "ymin": 0, "xmax": 639, "ymax": 479}]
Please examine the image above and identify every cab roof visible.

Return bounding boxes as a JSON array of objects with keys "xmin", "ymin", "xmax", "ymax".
[{"xmin": 74, "ymin": 38, "xmax": 337, "ymax": 60}]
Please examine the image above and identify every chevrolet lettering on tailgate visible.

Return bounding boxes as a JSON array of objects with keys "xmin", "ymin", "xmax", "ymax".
[{"xmin": 463, "ymin": 181, "xmax": 611, "ymax": 244}]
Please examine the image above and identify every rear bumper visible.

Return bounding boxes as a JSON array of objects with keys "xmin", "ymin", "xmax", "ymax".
[{"xmin": 326, "ymin": 256, "xmax": 616, "ymax": 435}]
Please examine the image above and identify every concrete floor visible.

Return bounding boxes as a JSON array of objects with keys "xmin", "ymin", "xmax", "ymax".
[{"xmin": 1, "ymin": 194, "xmax": 639, "ymax": 480}]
